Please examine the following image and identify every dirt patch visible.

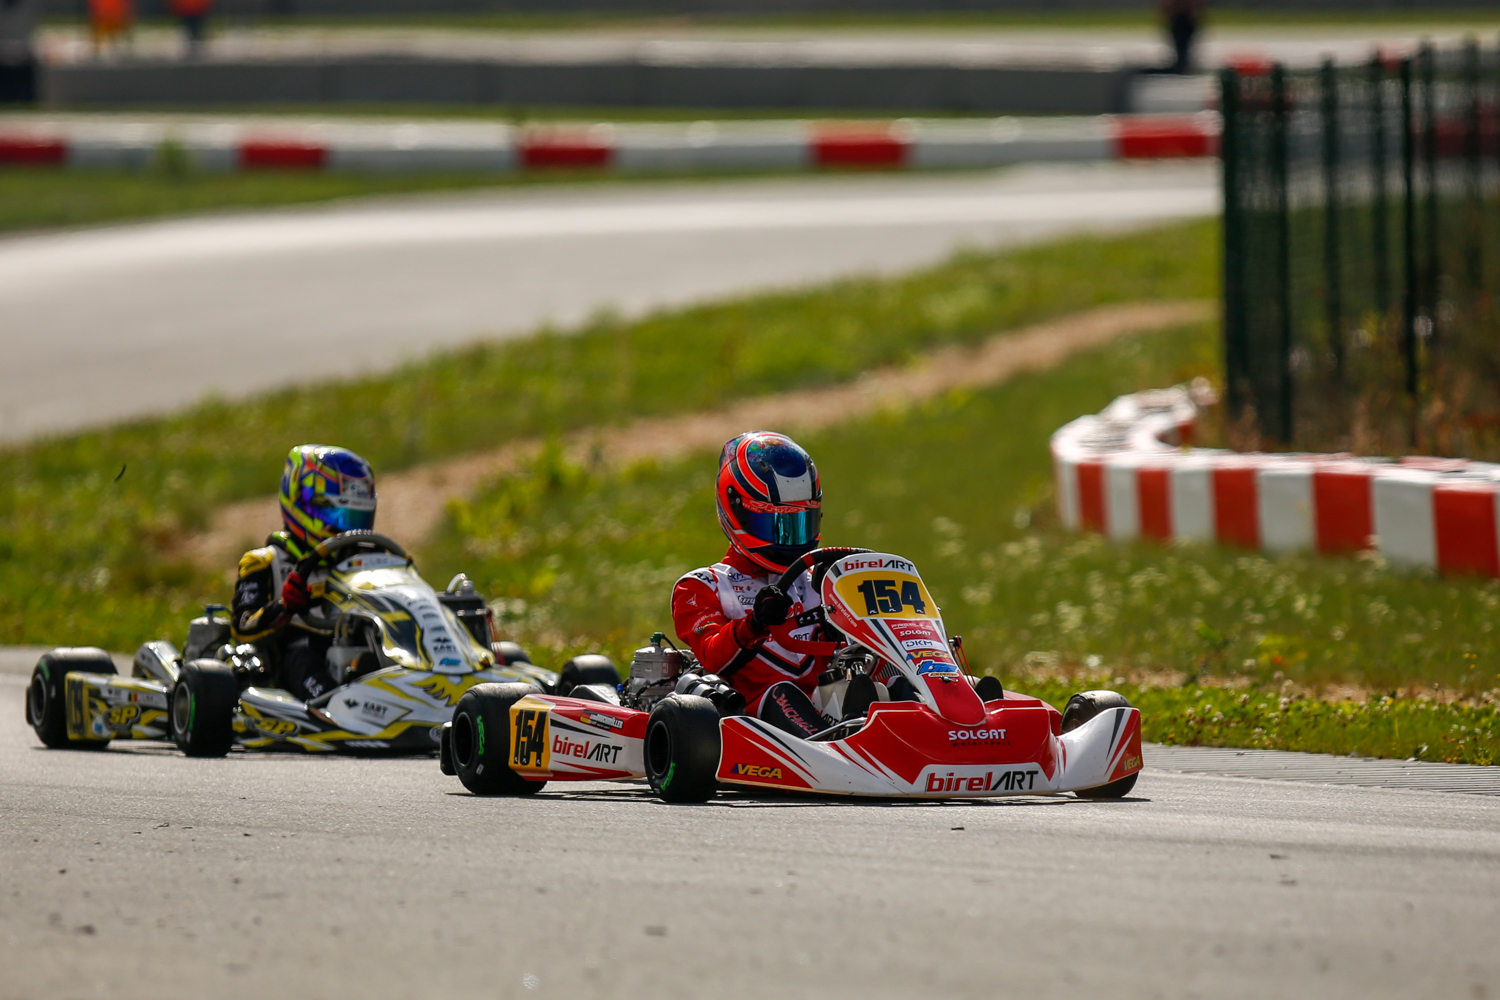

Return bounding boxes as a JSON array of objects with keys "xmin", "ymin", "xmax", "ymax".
[{"xmin": 183, "ymin": 299, "xmax": 1212, "ymax": 571}]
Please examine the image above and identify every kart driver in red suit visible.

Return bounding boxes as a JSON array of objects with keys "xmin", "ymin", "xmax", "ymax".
[{"xmin": 671, "ymin": 431, "xmax": 843, "ymax": 739}]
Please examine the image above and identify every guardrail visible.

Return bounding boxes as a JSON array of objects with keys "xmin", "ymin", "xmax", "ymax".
[
  {"xmin": 1052, "ymin": 384, "xmax": 1500, "ymax": 576},
  {"xmin": 0, "ymin": 113, "xmax": 1220, "ymax": 173}
]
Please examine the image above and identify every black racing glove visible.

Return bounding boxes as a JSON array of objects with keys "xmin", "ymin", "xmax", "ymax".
[{"xmin": 750, "ymin": 585, "xmax": 793, "ymax": 632}]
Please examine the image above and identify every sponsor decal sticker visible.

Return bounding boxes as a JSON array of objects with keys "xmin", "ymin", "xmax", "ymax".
[
  {"xmin": 552, "ymin": 733, "xmax": 623, "ymax": 765},
  {"xmin": 729, "ymin": 763, "xmax": 785, "ymax": 780},
  {"xmin": 579, "ymin": 712, "xmax": 624, "ymax": 731},
  {"xmin": 948, "ymin": 728, "xmax": 1007, "ymax": 744},
  {"xmin": 923, "ymin": 766, "xmax": 1042, "ymax": 793},
  {"xmin": 915, "ymin": 660, "xmax": 960, "ymax": 676},
  {"xmin": 106, "ymin": 704, "xmax": 141, "ymax": 728}
]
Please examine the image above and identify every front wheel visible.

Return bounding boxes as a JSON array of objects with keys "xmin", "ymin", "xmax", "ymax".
[
  {"xmin": 644, "ymin": 694, "xmax": 721, "ymax": 804},
  {"xmin": 1061, "ymin": 690, "xmax": 1138, "ymax": 799},
  {"xmin": 171, "ymin": 659, "xmax": 239, "ymax": 758},
  {"xmin": 27, "ymin": 648, "xmax": 117, "ymax": 749},
  {"xmin": 450, "ymin": 683, "xmax": 547, "ymax": 796}
]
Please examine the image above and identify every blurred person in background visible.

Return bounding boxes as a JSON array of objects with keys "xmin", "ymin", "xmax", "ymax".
[
  {"xmin": 89, "ymin": 0, "xmax": 133, "ymax": 57},
  {"xmin": 170, "ymin": 0, "xmax": 210, "ymax": 57},
  {"xmin": 1162, "ymin": 0, "xmax": 1204, "ymax": 74},
  {"xmin": 0, "ymin": 0, "xmax": 36, "ymax": 103}
]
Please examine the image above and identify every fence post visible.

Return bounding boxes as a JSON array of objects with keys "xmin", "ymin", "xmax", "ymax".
[
  {"xmin": 1322, "ymin": 58, "xmax": 1344, "ymax": 382},
  {"xmin": 1371, "ymin": 52, "xmax": 1390, "ymax": 320},
  {"xmin": 1272, "ymin": 63, "xmax": 1294, "ymax": 444},
  {"xmin": 1423, "ymin": 42, "xmax": 1440, "ymax": 353},
  {"xmin": 1464, "ymin": 36, "xmax": 1482, "ymax": 296},
  {"xmin": 1221, "ymin": 66, "xmax": 1246, "ymax": 426},
  {"xmin": 1402, "ymin": 55, "xmax": 1420, "ymax": 444}
]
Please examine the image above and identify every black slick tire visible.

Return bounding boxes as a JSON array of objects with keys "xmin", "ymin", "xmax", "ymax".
[
  {"xmin": 557, "ymin": 655, "xmax": 621, "ymax": 696},
  {"xmin": 1061, "ymin": 690, "xmax": 1139, "ymax": 799},
  {"xmin": 27, "ymin": 648, "xmax": 117, "ymax": 749},
  {"xmin": 644, "ymin": 694, "xmax": 721, "ymax": 804},
  {"xmin": 171, "ymin": 659, "xmax": 239, "ymax": 758},
  {"xmin": 450, "ymin": 683, "xmax": 547, "ymax": 796},
  {"xmin": 438, "ymin": 721, "xmax": 456, "ymax": 775}
]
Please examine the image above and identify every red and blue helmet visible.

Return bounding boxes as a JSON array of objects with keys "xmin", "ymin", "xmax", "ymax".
[
  {"xmin": 716, "ymin": 431, "xmax": 822, "ymax": 574},
  {"xmin": 279, "ymin": 445, "xmax": 376, "ymax": 551}
]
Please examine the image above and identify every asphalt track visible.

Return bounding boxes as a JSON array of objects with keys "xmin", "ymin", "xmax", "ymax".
[
  {"xmin": 2, "ymin": 656, "xmax": 1496, "ymax": 1000},
  {"xmin": 0, "ymin": 161, "xmax": 1215, "ymax": 441}
]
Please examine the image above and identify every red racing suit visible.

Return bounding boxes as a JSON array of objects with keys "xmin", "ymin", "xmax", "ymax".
[{"xmin": 671, "ymin": 548, "xmax": 831, "ymax": 714}]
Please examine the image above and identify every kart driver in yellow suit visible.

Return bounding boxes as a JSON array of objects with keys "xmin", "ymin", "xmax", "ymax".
[{"xmin": 231, "ymin": 444, "xmax": 376, "ymax": 702}]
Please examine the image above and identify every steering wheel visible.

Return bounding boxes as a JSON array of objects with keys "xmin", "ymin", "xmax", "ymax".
[
  {"xmin": 721, "ymin": 547, "xmax": 873, "ymax": 677},
  {"xmin": 292, "ymin": 531, "xmax": 409, "ymax": 580},
  {"xmin": 775, "ymin": 546, "xmax": 873, "ymax": 594}
]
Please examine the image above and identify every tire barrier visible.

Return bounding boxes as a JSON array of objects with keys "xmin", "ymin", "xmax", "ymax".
[
  {"xmin": 0, "ymin": 112, "xmax": 1220, "ymax": 174},
  {"xmin": 1052, "ymin": 383, "xmax": 1500, "ymax": 576}
]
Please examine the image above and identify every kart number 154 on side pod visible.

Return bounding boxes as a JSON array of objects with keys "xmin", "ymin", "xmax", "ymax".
[{"xmin": 439, "ymin": 548, "xmax": 1144, "ymax": 803}]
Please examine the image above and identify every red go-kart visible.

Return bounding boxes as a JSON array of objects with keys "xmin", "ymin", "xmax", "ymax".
[{"xmin": 438, "ymin": 548, "xmax": 1143, "ymax": 803}]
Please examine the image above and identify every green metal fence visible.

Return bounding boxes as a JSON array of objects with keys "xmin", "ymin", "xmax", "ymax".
[{"xmin": 1222, "ymin": 40, "xmax": 1500, "ymax": 456}]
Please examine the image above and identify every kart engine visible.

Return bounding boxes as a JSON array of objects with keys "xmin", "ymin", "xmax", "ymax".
[
  {"xmin": 622, "ymin": 632, "xmax": 691, "ymax": 710},
  {"xmin": 622, "ymin": 633, "xmax": 743, "ymax": 716}
]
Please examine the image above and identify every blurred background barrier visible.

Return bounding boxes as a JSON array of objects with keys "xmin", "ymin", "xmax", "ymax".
[
  {"xmin": 1053, "ymin": 383, "xmax": 1500, "ymax": 577},
  {"xmin": 30, "ymin": 0, "xmax": 1500, "ymax": 14},
  {"xmin": 37, "ymin": 54, "xmax": 1144, "ymax": 115},
  {"xmin": 1222, "ymin": 38, "xmax": 1500, "ymax": 459},
  {"xmin": 0, "ymin": 112, "xmax": 1220, "ymax": 171}
]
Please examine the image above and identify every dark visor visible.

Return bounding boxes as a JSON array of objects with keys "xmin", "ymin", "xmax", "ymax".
[
  {"xmin": 742, "ymin": 507, "xmax": 821, "ymax": 546},
  {"xmin": 322, "ymin": 505, "xmax": 376, "ymax": 532}
]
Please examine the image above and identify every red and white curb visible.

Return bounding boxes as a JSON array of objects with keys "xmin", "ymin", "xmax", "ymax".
[
  {"xmin": 1052, "ymin": 384, "xmax": 1500, "ymax": 576},
  {"xmin": 0, "ymin": 113, "xmax": 1220, "ymax": 173}
]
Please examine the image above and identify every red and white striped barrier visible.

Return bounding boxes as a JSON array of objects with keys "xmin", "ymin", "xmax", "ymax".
[
  {"xmin": 1052, "ymin": 384, "xmax": 1500, "ymax": 575},
  {"xmin": 0, "ymin": 113, "xmax": 1221, "ymax": 174}
]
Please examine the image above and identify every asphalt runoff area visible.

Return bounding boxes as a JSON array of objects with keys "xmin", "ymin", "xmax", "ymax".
[{"xmin": 2, "ymin": 664, "xmax": 1496, "ymax": 1000}]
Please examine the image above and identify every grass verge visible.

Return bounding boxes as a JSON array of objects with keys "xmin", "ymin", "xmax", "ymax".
[
  {"xmin": 0, "ymin": 220, "xmax": 1216, "ymax": 651},
  {"xmin": 1017, "ymin": 676, "xmax": 1499, "ymax": 766},
  {"xmin": 424, "ymin": 319, "xmax": 1500, "ymax": 762},
  {"xmin": 0, "ymin": 164, "xmax": 801, "ymax": 236}
]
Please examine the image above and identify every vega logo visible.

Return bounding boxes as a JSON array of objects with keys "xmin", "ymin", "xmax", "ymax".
[{"xmin": 730, "ymin": 763, "xmax": 784, "ymax": 780}]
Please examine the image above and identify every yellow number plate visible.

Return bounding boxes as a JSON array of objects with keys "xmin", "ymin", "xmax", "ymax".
[
  {"xmin": 833, "ymin": 570, "xmax": 937, "ymax": 620},
  {"xmin": 509, "ymin": 696, "xmax": 552, "ymax": 775}
]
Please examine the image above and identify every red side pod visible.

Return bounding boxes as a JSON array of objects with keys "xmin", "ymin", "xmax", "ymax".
[
  {"xmin": 1108, "ymin": 711, "xmax": 1144, "ymax": 782},
  {"xmin": 811, "ymin": 128, "xmax": 909, "ymax": 169},
  {"xmin": 1433, "ymin": 481, "xmax": 1500, "ymax": 577},
  {"xmin": 1312, "ymin": 462, "xmax": 1375, "ymax": 554},
  {"xmin": 717, "ymin": 720, "xmax": 813, "ymax": 789},
  {"xmin": 0, "ymin": 137, "xmax": 67, "ymax": 165},
  {"xmin": 240, "ymin": 141, "xmax": 327, "ymax": 170}
]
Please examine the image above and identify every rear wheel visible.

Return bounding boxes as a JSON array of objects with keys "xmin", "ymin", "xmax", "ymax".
[
  {"xmin": 27, "ymin": 648, "xmax": 117, "ymax": 749},
  {"xmin": 644, "ymin": 694, "xmax": 721, "ymax": 804},
  {"xmin": 557, "ymin": 655, "xmax": 621, "ymax": 696},
  {"xmin": 171, "ymin": 659, "xmax": 239, "ymax": 758},
  {"xmin": 450, "ymin": 683, "xmax": 547, "ymax": 796},
  {"xmin": 1061, "ymin": 690, "xmax": 1138, "ymax": 799}
]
